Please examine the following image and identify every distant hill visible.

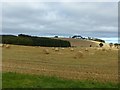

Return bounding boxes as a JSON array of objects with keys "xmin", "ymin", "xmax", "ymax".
[
  {"xmin": 53, "ymin": 38, "xmax": 107, "ymax": 47},
  {"xmin": 56, "ymin": 38, "xmax": 99, "ymax": 47}
]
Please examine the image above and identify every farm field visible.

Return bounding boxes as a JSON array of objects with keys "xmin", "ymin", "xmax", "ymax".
[
  {"xmin": 57, "ymin": 38, "xmax": 100, "ymax": 47},
  {"xmin": 2, "ymin": 44, "xmax": 119, "ymax": 88}
]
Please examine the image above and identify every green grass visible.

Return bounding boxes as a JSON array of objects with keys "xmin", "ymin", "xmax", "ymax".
[{"xmin": 2, "ymin": 72, "xmax": 118, "ymax": 88}]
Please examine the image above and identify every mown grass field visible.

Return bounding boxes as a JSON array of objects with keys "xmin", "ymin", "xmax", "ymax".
[{"xmin": 2, "ymin": 44, "xmax": 119, "ymax": 88}]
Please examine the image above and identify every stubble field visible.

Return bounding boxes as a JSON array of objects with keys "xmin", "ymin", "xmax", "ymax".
[{"xmin": 1, "ymin": 44, "xmax": 119, "ymax": 88}]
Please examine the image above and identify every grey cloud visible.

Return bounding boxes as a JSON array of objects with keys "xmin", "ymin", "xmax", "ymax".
[{"xmin": 2, "ymin": 2, "xmax": 118, "ymax": 38}]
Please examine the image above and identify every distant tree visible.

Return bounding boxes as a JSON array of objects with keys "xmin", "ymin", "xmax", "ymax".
[
  {"xmin": 72, "ymin": 35, "xmax": 83, "ymax": 39},
  {"xmin": 109, "ymin": 43, "xmax": 113, "ymax": 48},
  {"xmin": 99, "ymin": 43, "xmax": 103, "ymax": 47},
  {"xmin": 88, "ymin": 37, "xmax": 92, "ymax": 40},
  {"xmin": 18, "ymin": 34, "xmax": 31, "ymax": 37},
  {"xmin": 114, "ymin": 43, "xmax": 119, "ymax": 49},
  {"xmin": 90, "ymin": 45, "xmax": 92, "ymax": 47},
  {"xmin": 94, "ymin": 38, "xmax": 105, "ymax": 43},
  {"xmin": 114, "ymin": 43, "xmax": 118, "ymax": 47},
  {"xmin": 54, "ymin": 36, "xmax": 58, "ymax": 38},
  {"xmin": 82, "ymin": 38, "xmax": 86, "ymax": 40}
]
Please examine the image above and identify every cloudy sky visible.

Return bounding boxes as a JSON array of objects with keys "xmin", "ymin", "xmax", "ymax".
[{"xmin": 1, "ymin": 1, "xmax": 118, "ymax": 41}]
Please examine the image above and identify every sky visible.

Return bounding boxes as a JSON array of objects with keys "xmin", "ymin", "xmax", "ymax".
[{"xmin": 1, "ymin": 0, "xmax": 118, "ymax": 43}]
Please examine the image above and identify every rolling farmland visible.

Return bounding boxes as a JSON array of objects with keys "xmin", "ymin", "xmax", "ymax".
[{"xmin": 2, "ymin": 44, "xmax": 118, "ymax": 87}]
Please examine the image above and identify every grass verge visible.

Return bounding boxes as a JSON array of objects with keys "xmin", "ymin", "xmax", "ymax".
[{"xmin": 2, "ymin": 72, "xmax": 118, "ymax": 88}]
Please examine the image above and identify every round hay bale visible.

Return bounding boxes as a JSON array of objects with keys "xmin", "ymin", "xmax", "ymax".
[
  {"xmin": 70, "ymin": 48, "xmax": 74, "ymax": 51},
  {"xmin": 85, "ymin": 48, "xmax": 89, "ymax": 52},
  {"xmin": 94, "ymin": 48, "xmax": 97, "ymax": 50},
  {"xmin": 55, "ymin": 48, "xmax": 59, "ymax": 51},
  {"xmin": 5, "ymin": 45, "xmax": 10, "ymax": 49},
  {"xmin": 43, "ymin": 49, "xmax": 49, "ymax": 54},
  {"xmin": 89, "ymin": 53, "xmax": 94, "ymax": 55},
  {"xmin": 2, "ymin": 44, "xmax": 4, "ymax": 47},
  {"xmin": 52, "ymin": 47, "xmax": 55, "ymax": 50},
  {"xmin": 58, "ymin": 52, "xmax": 62, "ymax": 55},
  {"xmin": 117, "ymin": 46, "xmax": 119, "ymax": 49},
  {"xmin": 32, "ymin": 46, "xmax": 36, "ymax": 48},
  {"xmin": 61, "ymin": 48, "xmax": 65, "ymax": 50},
  {"xmin": 102, "ymin": 48, "xmax": 106, "ymax": 51},
  {"xmin": 74, "ymin": 51, "xmax": 84, "ymax": 59},
  {"xmin": 97, "ymin": 48, "xmax": 102, "ymax": 51},
  {"xmin": 0, "ymin": 44, "xmax": 4, "ymax": 47}
]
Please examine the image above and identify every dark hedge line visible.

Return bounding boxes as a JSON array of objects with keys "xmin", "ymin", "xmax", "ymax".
[
  {"xmin": 0, "ymin": 34, "xmax": 71, "ymax": 47},
  {"xmin": 93, "ymin": 38, "xmax": 105, "ymax": 43}
]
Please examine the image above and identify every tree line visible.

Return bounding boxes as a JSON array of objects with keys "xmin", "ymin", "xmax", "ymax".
[
  {"xmin": 0, "ymin": 34, "xmax": 71, "ymax": 47},
  {"xmin": 71, "ymin": 35, "xmax": 105, "ymax": 43}
]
